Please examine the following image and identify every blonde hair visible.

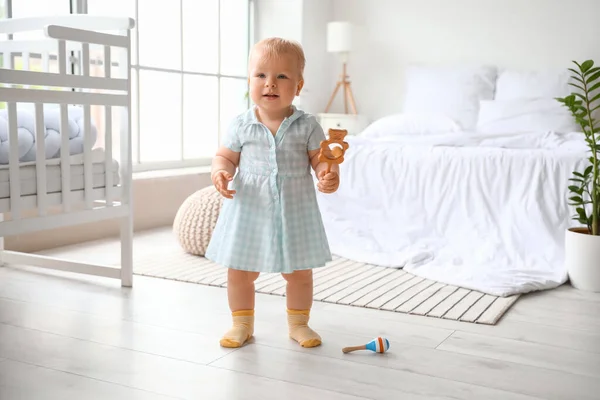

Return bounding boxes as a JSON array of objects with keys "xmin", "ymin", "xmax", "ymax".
[{"xmin": 249, "ymin": 37, "xmax": 306, "ymax": 78}]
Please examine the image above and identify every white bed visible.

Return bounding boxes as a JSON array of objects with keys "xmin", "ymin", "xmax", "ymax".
[
  {"xmin": 316, "ymin": 65, "xmax": 589, "ymax": 297},
  {"xmin": 0, "ymin": 15, "xmax": 134, "ymax": 286}
]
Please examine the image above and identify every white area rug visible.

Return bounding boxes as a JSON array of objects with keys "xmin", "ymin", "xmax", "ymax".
[{"xmin": 133, "ymin": 251, "xmax": 519, "ymax": 325}]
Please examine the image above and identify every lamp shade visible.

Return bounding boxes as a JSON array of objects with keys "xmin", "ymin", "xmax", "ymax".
[{"xmin": 327, "ymin": 21, "xmax": 352, "ymax": 53}]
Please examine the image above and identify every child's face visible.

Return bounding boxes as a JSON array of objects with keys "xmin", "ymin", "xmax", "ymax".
[{"xmin": 248, "ymin": 50, "xmax": 303, "ymax": 114}]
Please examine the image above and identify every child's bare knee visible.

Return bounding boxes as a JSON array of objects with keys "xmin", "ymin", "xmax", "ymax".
[
  {"xmin": 282, "ymin": 269, "xmax": 313, "ymax": 284},
  {"xmin": 228, "ymin": 269, "xmax": 260, "ymax": 284}
]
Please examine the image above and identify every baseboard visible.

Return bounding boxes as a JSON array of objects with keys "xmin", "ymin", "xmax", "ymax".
[{"xmin": 4, "ymin": 170, "xmax": 212, "ymax": 253}]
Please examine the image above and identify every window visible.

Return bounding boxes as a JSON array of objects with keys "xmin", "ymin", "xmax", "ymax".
[
  {"xmin": 0, "ymin": 1, "xmax": 6, "ymax": 40},
  {"xmin": 87, "ymin": 0, "xmax": 253, "ymax": 170},
  {"xmin": 1, "ymin": 0, "xmax": 253, "ymax": 171}
]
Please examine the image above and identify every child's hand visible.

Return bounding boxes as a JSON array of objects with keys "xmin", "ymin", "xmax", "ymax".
[
  {"xmin": 213, "ymin": 170, "xmax": 236, "ymax": 199},
  {"xmin": 317, "ymin": 170, "xmax": 339, "ymax": 194}
]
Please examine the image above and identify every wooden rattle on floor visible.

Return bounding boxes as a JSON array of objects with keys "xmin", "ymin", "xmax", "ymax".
[
  {"xmin": 342, "ymin": 337, "xmax": 390, "ymax": 354},
  {"xmin": 319, "ymin": 128, "xmax": 350, "ymax": 173}
]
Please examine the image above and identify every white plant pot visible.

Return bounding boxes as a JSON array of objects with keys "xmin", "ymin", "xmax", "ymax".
[{"xmin": 565, "ymin": 227, "xmax": 600, "ymax": 292}]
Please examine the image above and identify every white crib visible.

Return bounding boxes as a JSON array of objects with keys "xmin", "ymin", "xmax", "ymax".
[{"xmin": 0, "ymin": 15, "xmax": 135, "ymax": 286}]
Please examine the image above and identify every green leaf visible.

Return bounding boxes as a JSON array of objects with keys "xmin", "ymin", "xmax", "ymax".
[
  {"xmin": 572, "ymin": 76, "xmax": 585, "ymax": 85},
  {"xmin": 581, "ymin": 60, "xmax": 594, "ymax": 73},
  {"xmin": 569, "ymin": 67, "xmax": 583, "ymax": 77},
  {"xmin": 589, "ymin": 82, "xmax": 600, "ymax": 94},
  {"xmin": 588, "ymin": 70, "xmax": 600, "ymax": 83},
  {"xmin": 590, "ymin": 91, "xmax": 600, "ymax": 104},
  {"xmin": 585, "ymin": 66, "xmax": 600, "ymax": 76},
  {"xmin": 573, "ymin": 171, "xmax": 585, "ymax": 177},
  {"xmin": 570, "ymin": 196, "xmax": 584, "ymax": 204},
  {"xmin": 569, "ymin": 185, "xmax": 583, "ymax": 194},
  {"xmin": 569, "ymin": 82, "xmax": 586, "ymax": 92}
]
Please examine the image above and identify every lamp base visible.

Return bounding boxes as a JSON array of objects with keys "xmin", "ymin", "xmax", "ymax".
[{"xmin": 325, "ymin": 62, "xmax": 357, "ymax": 114}]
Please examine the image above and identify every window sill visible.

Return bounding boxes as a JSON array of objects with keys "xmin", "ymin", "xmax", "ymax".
[{"xmin": 133, "ymin": 165, "xmax": 211, "ymax": 180}]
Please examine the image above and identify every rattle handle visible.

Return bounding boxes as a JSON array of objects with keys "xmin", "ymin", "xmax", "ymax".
[
  {"xmin": 342, "ymin": 345, "xmax": 366, "ymax": 353},
  {"xmin": 326, "ymin": 162, "xmax": 332, "ymax": 174}
]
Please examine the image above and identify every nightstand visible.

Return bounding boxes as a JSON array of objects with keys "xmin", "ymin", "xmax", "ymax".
[{"xmin": 318, "ymin": 113, "xmax": 369, "ymax": 136}]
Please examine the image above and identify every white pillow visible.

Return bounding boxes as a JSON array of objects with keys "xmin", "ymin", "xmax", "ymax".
[
  {"xmin": 476, "ymin": 98, "xmax": 578, "ymax": 134},
  {"xmin": 402, "ymin": 65, "xmax": 497, "ymax": 130},
  {"xmin": 360, "ymin": 113, "xmax": 461, "ymax": 139},
  {"xmin": 495, "ymin": 69, "xmax": 571, "ymax": 100}
]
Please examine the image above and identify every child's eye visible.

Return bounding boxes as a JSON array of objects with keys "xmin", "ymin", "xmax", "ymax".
[
  {"xmin": 277, "ymin": 74, "xmax": 288, "ymax": 79},
  {"xmin": 256, "ymin": 73, "xmax": 265, "ymax": 78}
]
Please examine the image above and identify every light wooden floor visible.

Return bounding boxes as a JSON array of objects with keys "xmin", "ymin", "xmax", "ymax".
[{"xmin": 1, "ymin": 228, "xmax": 599, "ymax": 399}]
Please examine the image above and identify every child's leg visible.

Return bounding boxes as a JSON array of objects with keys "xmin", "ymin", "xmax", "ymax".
[
  {"xmin": 282, "ymin": 269, "xmax": 321, "ymax": 348},
  {"xmin": 220, "ymin": 268, "xmax": 260, "ymax": 348}
]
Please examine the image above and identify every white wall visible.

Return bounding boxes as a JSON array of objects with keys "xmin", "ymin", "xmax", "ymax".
[
  {"xmin": 298, "ymin": 0, "xmax": 334, "ymax": 115},
  {"xmin": 254, "ymin": 0, "xmax": 304, "ymax": 43},
  {"xmin": 328, "ymin": 0, "xmax": 600, "ymax": 121}
]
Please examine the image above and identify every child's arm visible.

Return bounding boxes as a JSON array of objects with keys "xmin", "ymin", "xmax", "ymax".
[
  {"xmin": 309, "ymin": 149, "xmax": 340, "ymax": 194},
  {"xmin": 212, "ymin": 147, "xmax": 240, "ymax": 199}
]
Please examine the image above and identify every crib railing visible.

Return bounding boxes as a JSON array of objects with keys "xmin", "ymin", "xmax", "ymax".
[{"xmin": 0, "ymin": 16, "xmax": 134, "ymax": 236}]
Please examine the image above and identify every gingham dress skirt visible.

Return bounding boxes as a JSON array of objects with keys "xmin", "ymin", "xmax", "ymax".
[{"xmin": 205, "ymin": 169, "xmax": 332, "ymax": 273}]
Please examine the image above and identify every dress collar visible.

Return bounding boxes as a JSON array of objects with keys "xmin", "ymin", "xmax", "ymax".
[{"xmin": 243, "ymin": 105, "xmax": 305, "ymax": 126}]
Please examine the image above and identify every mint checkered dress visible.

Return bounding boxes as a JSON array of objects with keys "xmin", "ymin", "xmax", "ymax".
[{"xmin": 205, "ymin": 106, "xmax": 332, "ymax": 273}]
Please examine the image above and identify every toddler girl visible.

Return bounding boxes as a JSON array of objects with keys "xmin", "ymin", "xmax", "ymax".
[{"xmin": 205, "ymin": 37, "xmax": 340, "ymax": 348}]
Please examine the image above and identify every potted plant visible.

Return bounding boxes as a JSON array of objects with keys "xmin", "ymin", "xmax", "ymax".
[{"xmin": 556, "ymin": 59, "xmax": 600, "ymax": 292}]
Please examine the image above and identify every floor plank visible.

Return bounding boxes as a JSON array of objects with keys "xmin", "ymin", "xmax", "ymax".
[
  {"xmin": 504, "ymin": 301, "xmax": 600, "ymax": 332},
  {"xmin": 0, "ymin": 297, "xmax": 237, "ymax": 365},
  {"xmin": 0, "ymin": 358, "xmax": 179, "ymax": 400},
  {"xmin": 210, "ymin": 344, "xmax": 544, "ymax": 400},
  {"xmin": 437, "ymin": 331, "xmax": 600, "ymax": 379}
]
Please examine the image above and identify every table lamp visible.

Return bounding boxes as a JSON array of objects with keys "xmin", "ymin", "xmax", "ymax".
[{"xmin": 324, "ymin": 21, "xmax": 357, "ymax": 114}]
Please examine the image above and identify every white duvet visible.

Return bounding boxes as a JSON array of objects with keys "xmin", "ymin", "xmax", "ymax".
[{"xmin": 316, "ymin": 130, "xmax": 588, "ymax": 297}]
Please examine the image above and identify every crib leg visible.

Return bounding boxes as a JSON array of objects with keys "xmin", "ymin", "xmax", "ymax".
[{"xmin": 120, "ymin": 214, "xmax": 133, "ymax": 287}]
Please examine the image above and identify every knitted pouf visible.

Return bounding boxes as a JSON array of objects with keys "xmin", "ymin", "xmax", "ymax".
[{"xmin": 173, "ymin": 185, "xmax": 224, "ymax": 256}]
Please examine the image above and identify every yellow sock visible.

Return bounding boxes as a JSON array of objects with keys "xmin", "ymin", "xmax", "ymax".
[
  {"xmin": 287, "ymin": 309, "xmax": 321, "ymax": 348},
  {"xmin": 220, "ymin": 309, "xmax": 254, "ymax": 348}
]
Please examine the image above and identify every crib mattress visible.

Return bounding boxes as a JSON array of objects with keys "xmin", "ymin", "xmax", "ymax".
[{"xmin": 0, "ymin": 157, "xmax": 120, "ymax": 200}]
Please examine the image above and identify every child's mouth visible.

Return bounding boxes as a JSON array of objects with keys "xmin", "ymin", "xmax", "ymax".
[{"xmin": 264, "ymin": 94, "xmax": 279, "ymax": 99}]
